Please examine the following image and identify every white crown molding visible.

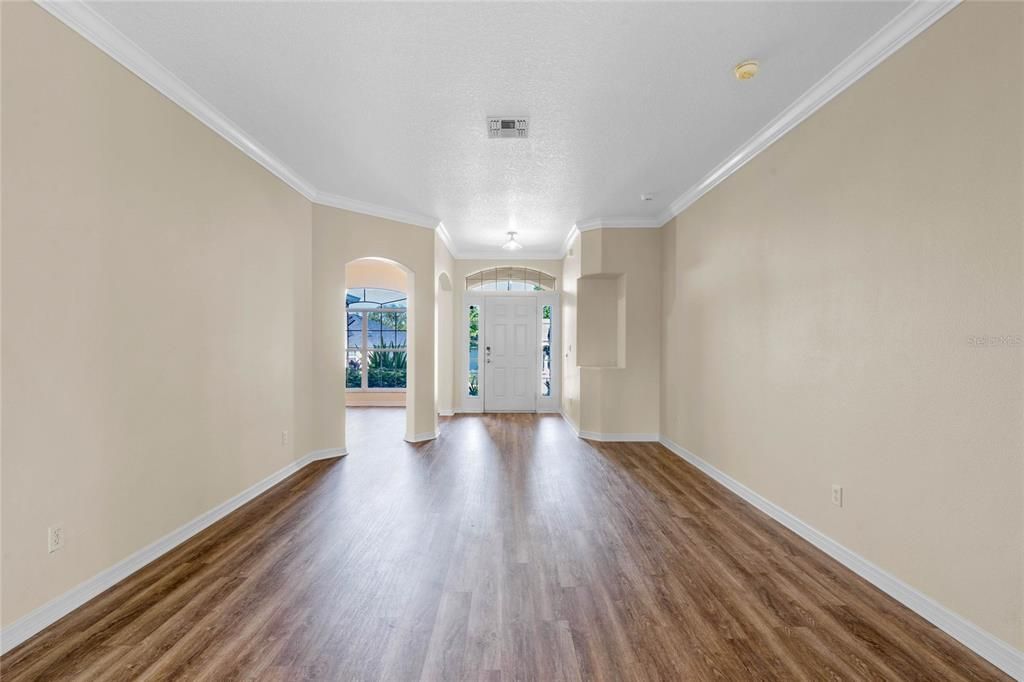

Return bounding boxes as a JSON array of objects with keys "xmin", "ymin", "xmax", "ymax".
[
  {"xmin": 659, "ymin": 436, "xmax": 1023, "ymax": 680},
  {"xmin": 435, "ymin": 222, "xmax": 458, "ymax": 257},
  {"xmin": 553, "ymin": 0, "xmax": 958, "ymax": 257},
  {"xmin": 35, "ymin": 0, "xmax": 318, "ymax": 202},
  {"xmin": 0, "ymin": 447, "xmax": 346, "ymax": 655},
  {"xmin": 561, "ymin": 226, "xmax": 581, "ymax": 258},
  {"xmin": 34, "ymin": 1, "xmax": 448, "ymax": 231},
  {"xmin": 560, "ymin": 0, "xmax": 959, "ymax": 263},
  {"xmin": 655, "ymin": 0, "xmax": 961, "ymax": 226},
  {"xmin": 36, "ymin": 0, "xmax": 960, "ymax": 262},
  {"xmin": 313, "ymin": 191, "xmax": 440, "ymax": 230},
  {"xmin": 575, "ymin": 217, "xmax": 663, "ymax": 232}
]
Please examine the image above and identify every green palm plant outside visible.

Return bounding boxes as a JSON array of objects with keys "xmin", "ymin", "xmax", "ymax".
[{"xmin": 367, "ymin": 341, "xmax": 407, "ymax": 388}]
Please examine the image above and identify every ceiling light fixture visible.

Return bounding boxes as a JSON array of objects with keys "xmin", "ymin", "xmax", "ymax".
[
  {"xmin": 734, "ymin": 59, "xmax": 760, "ymax": 81},
  {"xmin": 502, "ymin": 231, "xmax": 523, "ymax": 251},
  {"xmin": 640, "ymin": 193, "xmax": 654, "ymax": 201}
]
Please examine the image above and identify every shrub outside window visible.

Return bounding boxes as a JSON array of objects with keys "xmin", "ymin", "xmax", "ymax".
[{"xmin": 346, "ymin": 288, "xmax": 407, "ymax": 391}]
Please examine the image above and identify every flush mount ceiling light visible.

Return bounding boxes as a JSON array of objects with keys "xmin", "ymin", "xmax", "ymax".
[
  {"xmin": 502, "ymin": 231, "xmax": 523, "ymax": 251},
  {"xmin": 640, "ymin": 193, "xmax": 654, "ymax": 201},
  {"xmin": 734, "ymin": 59, "xmax": 760, "ymax": 81}
]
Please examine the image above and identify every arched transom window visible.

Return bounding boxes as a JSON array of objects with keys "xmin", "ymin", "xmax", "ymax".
[
  {"xmin": 465, "ymin": 267, "xmax": 555, "ymax": 291},
  {"xmin": 346, "ymin": 287, "xmax": 407, "ymax": 310}
]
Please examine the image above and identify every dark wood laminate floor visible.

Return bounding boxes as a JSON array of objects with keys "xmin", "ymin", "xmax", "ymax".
[{"xmin": 1, "ymin": 409, "xmax": 1008, "ymax": 681}]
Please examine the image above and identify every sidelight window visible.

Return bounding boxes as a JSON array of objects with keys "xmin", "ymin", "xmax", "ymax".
[
  {"xmin": 467, "ymin": 305, "xmax": 479, "ymax": 396},
  {"xmin": 541, "ymin": 304, "xmax": 552, "ymax": 397}
]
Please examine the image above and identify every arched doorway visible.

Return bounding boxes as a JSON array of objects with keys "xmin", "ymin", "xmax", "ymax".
[{"xmin": 345, "ymin": 257, "xmax": 417, "ymax": 443}]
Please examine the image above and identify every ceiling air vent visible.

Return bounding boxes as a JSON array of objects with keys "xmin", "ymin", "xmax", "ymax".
[{"xmin": 488, "ymin": 117, "xmax": 528, "ymax": 139}]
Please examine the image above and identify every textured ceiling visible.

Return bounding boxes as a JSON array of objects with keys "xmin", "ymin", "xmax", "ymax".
[{"xmin": 88, "ymin": 1, "xmax": 909, "ymax": 256}]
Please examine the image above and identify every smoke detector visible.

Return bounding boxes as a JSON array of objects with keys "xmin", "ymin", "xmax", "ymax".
[{"xmin": 488, "ymin": 117, "xmax": 529, "ymax": 138}]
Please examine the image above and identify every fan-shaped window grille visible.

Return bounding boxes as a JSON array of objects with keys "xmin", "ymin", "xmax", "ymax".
[{"xmin": 465, "ymin": 267, "xmax": 555, "ymax": 291}]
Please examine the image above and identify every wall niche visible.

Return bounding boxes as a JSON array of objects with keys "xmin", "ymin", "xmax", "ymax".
[{"xmin": 576, "ymin": 273, "xmax": 626, "ymax": 368}]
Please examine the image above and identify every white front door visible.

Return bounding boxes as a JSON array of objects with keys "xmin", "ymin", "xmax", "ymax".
[{"xmin": 484, "ymin": 296, "xmax": 537, "ymax": 412}]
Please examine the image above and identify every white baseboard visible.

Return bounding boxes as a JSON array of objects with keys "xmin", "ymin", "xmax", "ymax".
[
  {"xmin": 0, "ymin": 448, "xmax": 345, "ymax": 656},
  {"xmin": 579, "ymin": 430, "xmax": 659, "ymax": 442},
  {"xmin": 308, "ymin": 447, "xmax": 349, "ymax": 461},
  {"xmin": 438, "ymin": 410, "xmax": 455, "ymax": 417},
  {"xmin": 559, "ymin": 410, "xmax": 580, "ymax": 437},
  {"xmin": 658, "ymin": 436, "xmax": 1024, "ymax": 680},
  {"xmin": 406, "ymin": 430, "xmax": 438, "ymax": 443},
  {"xmin": 558, "ymin": 410, "xmax": 657, "ymax": 442}
]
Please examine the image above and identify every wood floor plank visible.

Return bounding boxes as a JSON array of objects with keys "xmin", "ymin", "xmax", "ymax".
[{"xmin": 1, "ymin": 409, "xmax": 1009, "ymax": 681}]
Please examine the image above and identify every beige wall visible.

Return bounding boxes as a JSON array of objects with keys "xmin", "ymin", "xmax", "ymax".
[
  {"xmin": 346, "ymin": 392, "xmax": 405, "ymax": 407},
  {"xmin": 1, "ymin": 2, "xmax": 313, "ymax": 627},
  {"xmin": 562, "ymin": 228, "xmax": 662, "ymax": 437},
  {"xmin": 312, "ymin": 205, "xmax": 437, "ymax": 445},
  {"xmin": 346, "ymin": 258, "xmax": 408, "ymax": 293},
  {"xmin": 560, "ymin": 235, "xmax": 582, "ymax": 428},
  {"xmin": 434, "ymin": 236, "xmax": 455, "ymax": 415},
  {"xmin": 661, "ymin": 1, "xmax": 1023, "ymax": 648}
]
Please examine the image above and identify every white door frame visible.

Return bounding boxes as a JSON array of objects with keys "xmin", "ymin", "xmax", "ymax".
[{"xmin": 460, "ymin": 290, "xmax": 560, "ymax": 414}]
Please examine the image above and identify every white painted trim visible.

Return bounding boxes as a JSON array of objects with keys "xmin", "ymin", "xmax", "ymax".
[
  {"xmin": 435, "ymin": 222, "xmax": 458, "ymax": 257},
  {"xmin": 34, "ymin": 0, "xmax": 317, "ymax": 202},
  {"xmin": 561, "ymin": 226, "xmax": 581, "ymax": 258},
  {"xmin": 658, "ymin": 436, "xmax": 1024, "ymax": 680},
  {"xmin": 559, "ymin": 410, "xmax": 580, "ymax": 437},
  {"xmin": 0, "ymin": 448, "xmax": 346, "ymax": 655},
  {"xmin": 654, "ymin": 0, "xmax": 961, "ymax": 227},
  {"xmin": 558, "ymin": 411, "xmax": 658, "ymax": 442},
  {"xmin": 562, "ymin": 0, "xmax": 961, "ymax": 248},
  {"xmin": 575, "ymin": 217, "xmax": 662, "ymax": 231},
  {"xmin": 579, "ymin": 431, "xmax": 659, "ymax": 442},
  {"xmin": 438, "ymin": 410, "xmax": 455, "ymax": 417},
  {"xmin": 37, "ymin": 0, "xmax": 960, "ymax": 262},
  {"xmin": 308, "ymin": 448, "xmax": 349, "ymax": 461},
  {"xmin": 33, "ymin": 1, "xmax": 447, "ymax": 238},
  {"xmin": 406, "ymin": 430, "xmax": 439, "ymax": 443},
  {"xmin": 455, "ymin": 407, "xmax": 484, "ymax": 414},
  {"xmin": 313, "ymin": 191, "xmax": 440, "ymax": 229}
]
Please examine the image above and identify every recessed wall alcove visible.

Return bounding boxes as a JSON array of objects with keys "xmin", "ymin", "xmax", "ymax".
[{"xmin": 577, "ymin": 274, "xmax": 626, "ymax": 369}]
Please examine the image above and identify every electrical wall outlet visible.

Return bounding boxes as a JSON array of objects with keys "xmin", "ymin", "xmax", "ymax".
[
  {"xmin": 48, "ymin": 525, "xmax": 64, "ymax": 553},
  {"xmin": 281, "ymin": 430, "xmax": 289, "ymax": 446},
  {"xmin": 831, "ymin": 485, "xmax": 843, "ymax": 507}
]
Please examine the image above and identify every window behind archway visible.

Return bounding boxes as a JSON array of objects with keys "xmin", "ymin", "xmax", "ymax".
[
  {"xmin": 465, "ymin": 267, "xmax": 555, "ymax": 291},
  {"xmin": 346, "ymin": 288, "xmax": 407, "ymax": 390}
]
